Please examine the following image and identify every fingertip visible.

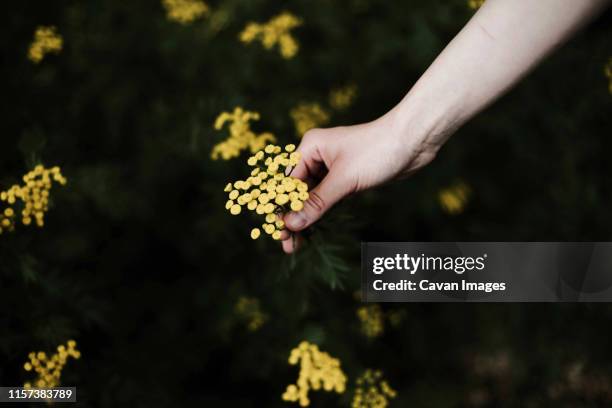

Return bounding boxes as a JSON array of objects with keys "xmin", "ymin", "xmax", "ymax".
[
  {"xmin": 282, "ymin": 233, "xmax": 302, "ymax": 254},
  {"xmin": 282, "ymin": 239, "xmax": 294, "ymax": 254}
]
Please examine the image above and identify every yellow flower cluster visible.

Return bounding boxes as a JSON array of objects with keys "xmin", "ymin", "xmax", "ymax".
[
  {"xmin": 290, "ymin": 103, "xmax": 330, "ymax": 137},
  {"xmin": 329, "ymin": 85, "xmax": 358, "ymax": 111},
  {"xmin": 438, "ymin": 181, "xmax": 471, "ymax": 215},
  {"xmin": 162, "ymin": 0, "xmax": 209, "ymax": 24},
  {"xmin": 352, "ymin": 369, "xmax": 397, "ymax": 408},
  {"xmin": 235, "ymin": 296, "xmax": 267, "ymax": 331},
  {"xmin": 282, "ymin": 341, "xmax": 347, "ymax": 407},
  {"xmin": 211, "ymin": 107, "xmax": 276, "ymax": 160},
  {"xmin": 356, "ymin": 304, "xmax": 384, "ymax": 339},
  {"xmin": 468, "ymin": 0, "xmax": 485, "ymax": 10},
  {"xmin": 0, "ymin": 165, "xmax": 67, "ymax": 234},
  {"xmin": 605, "ymin": 58, "xmax": 612, "ymax": 94},
  {"xmin": 239, "ymin": 12, "xmax": 302, "ymax": 59},
  {"xmin": 28, "ymin": 26, "xmax": 63, "ymax": 63},
  {"xmin": 23, "ymin": 340, "xmax": 81, "ymax": 388},
  {"xmin": 224, "ymin": 144, "xmax": 309, "ymax": 241}
]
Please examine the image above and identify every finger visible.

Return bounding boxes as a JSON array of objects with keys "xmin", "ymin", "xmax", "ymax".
[
  {"xmin": 284, "ymin": 171, "xmax": 348, "ymax": 232},
  {"xmin": 289, "ymin": 129, "xmax": 327, "ymax": 181},
  {"xmin": 278, "ymin": 229, "xmax": 291, "ymax": 241},
  {"xmin": 282, "ymin": 233, "xmax": 303, "ymax": 254}
]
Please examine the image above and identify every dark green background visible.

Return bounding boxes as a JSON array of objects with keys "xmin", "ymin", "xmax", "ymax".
[{"xmin": 1, "ymin": 0, "xmax": 611, "ymax": 406}]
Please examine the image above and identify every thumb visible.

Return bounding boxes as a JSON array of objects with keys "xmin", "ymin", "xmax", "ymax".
[{"xmin": 285, "ymin": 171, "xmax": 348, "ymax": 231}]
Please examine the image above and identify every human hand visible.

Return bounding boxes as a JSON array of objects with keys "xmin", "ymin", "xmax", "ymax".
[{"xmin": 281, "ymin": 112, "xmax": 441, "ymax": 253}]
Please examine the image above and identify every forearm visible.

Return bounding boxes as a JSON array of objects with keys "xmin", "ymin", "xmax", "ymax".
[{"xmin": 389, "ymin": 0, "xmax": 610, "ymax": 149}]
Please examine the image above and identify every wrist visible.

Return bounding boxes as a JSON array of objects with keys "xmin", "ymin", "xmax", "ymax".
[{"xmin": 379, "ymin": 92, "xmax": 454, "ymax": 165}]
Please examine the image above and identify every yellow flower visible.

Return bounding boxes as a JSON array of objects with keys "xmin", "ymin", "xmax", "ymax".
[
  {"xmin": 239, "ymin": 12, "xmax": 302, "ymax": 59},
  {"xmin": 467, "ymin": 0, "xmax": 485, "ymax": 10},
  {"xmin": 211, "ymin": 107, "xmax": 276, "ymax": 160},
  {"xmin": 162, "ymin": 0, "xmax": 209, "ymax": 24},
  {"xmin": 329, "ymin": 85, "xmax": 358, "ymax": 110},
  {"xmin": 251, "ymin": 228, "xmax": 261, "ymax": 239},
  {"xmin": 356, "ymin": 304, "xmax": 384, "ymax": 339},
  {"xmin": 28, "ymin": 26, "xmax": 63, "ymax": 63},
  {"xmin": 290, "ymin": 103, "xmax": 330, "ymax": 137},
  {"xmin": 0, "ymin": 165, "xmax": 67, "ymax": 235},
  {"xmin": 290, "ymin": 200, "xmax": 304, "ymax": 212},
  {"xmin": 351, "ymin": 369, "xmax": 397, "ymax": 408},
  {"xmin": 438, "ymin": 181, "xmax": 471, "ymax": 215},
  {"xmin": 282, "ymin": 341, "xmax": 347, "ymax": 406},
  {"xmin": 223, "ymin": 144, "xmax": 309, "ymax": 241},
  {"xmin": 23, "ymin": 340, "xmax": 80, "ymax": 389},
  {"xmin": 235, "ymin": 297, "xmax": 267, "ymax": 331}
]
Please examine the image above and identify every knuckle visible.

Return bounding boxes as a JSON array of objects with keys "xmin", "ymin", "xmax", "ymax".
[
  {"xmin": 303, "ymin": 128, "xmax": 322, "ymax": 143},
  {"xmin": 305, "ymin": 190, "xmax": 326, "ymax": 214}
]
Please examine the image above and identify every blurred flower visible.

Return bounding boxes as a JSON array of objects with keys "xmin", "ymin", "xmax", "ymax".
[
  {"xmin": 28, "ymin": 26, "xmax": 63, "ymax": 63},
  {"xmin": 351, "ymin": 369, "xmax": 397, "ymax": 408},
  {"xmin": 224, "ymin": 144, "xmax": 309, "ymax": 241},
  {"xmin": 470, "ymin": 351, "xmax": 511, "ymax": 378},
  {"xmin": 438, "ymin": 181, "xmax": 471, "ymax": 215},
  {"xmin": 234, "ymin": 296, "xmax": 267, "ymax": 331},
  {"xmin": 0, "ymin": 165, "xmax": 67, "ymax": 235},
  {"xmin": 211, "ymin": 107, "xmax": 276, "ymax": 160},
  {"xmin": 207, "ymin": 8, "xmax": 230, "ymax": 35},
  {"xmin": 329, "ymin": 85, "xmax": 358, "ymax": 111},
  {"xmin": 356, "ymin": 304, "xmax": 384, "ymax": 339},
  {"xmin": 548, "ymin": 361, "xmax": 612, "ymax": 403},
  {"xmin": 240, "ymin": 12, "xmax": 302, "ymax": 59},
  {"xmin": 466, "ymin": 388, "xmax": 490, "ymax": 407},
  {"xmin": 23, "ymin": 340, "xmax": 80, "ymax": 389},
  {"xmin": 468, "ymin": 0, "xmax": 485, "ymax": 10},
  {"xmin": 605, "ymin": 57, "xmax": 612, "ymax": 94},
  {"xmin": 162, "ymin": 0, "xmax": 209, "ymax": 24},
  {"xmin": 282, "ymin": 341, "xmax": 347, "ymax": 406},
  {"xmin": 464, "ymin": 350, "xmax": 512, "ymax": 406},
  {"xmin": 290, "ymin": 103, "xmax": 330, "ymax": 137}
]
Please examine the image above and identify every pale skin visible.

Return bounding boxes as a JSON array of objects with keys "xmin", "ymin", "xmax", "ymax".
[{"xmin": 281, "ymin": 0, "xmax": 611, "ymax": 253}]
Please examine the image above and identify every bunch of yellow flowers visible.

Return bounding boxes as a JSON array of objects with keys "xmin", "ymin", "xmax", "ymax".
[
  {"xmin": 329, "ymin": 85, "xmax": 358, "ymax": 111},
  {"xmin": 162, "ymin": 0, "xmax": 209, "ymax": 24},
  {"xmin": 28, "ymin": 26, "xmax": 63, "ymax": 63},
  {"xmin": 23, "ymin": 340, "xmax": 81, "ymax": 389},
  {"xmin": 211, "ymin": 107, "xmax": 276, "ymax": 160},
  {"xmin": 282, "ymin": 341, "xmax": 347, "ymax": 407},
  {"xmin": 438, "ymin": 181, "xmax": 471, "ymax": 215},
  {"xmin": 352, "ymin": 369, "xmax": 397, "ymax": 408},
  {"xmin": 0, "ymin": 165, "xmax": 67, "ymax": 234},
  {"xmin": 290, "ymin": 103, "xmax": 330, "ymax": 137},
  {"xmin": 224, "ymin": 144, "xmax": 309, "ymax": 241},
  {"xmin": 239, "ymin": 12, "xmax": 302, "ymax": 59},
  {"xmin": 356, "ymin": 304, "xmax": 384, "ymax": 339},
  {"xmin": 234, "ymin": 296, "xmax": 268, "ymax": 331}
]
